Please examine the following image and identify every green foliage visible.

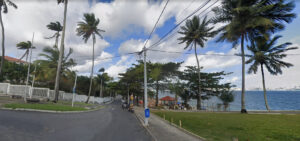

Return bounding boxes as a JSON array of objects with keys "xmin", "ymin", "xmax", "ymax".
[
  {"xmin": 178, "ymin": 16, "xmax": 216, "ymax": 49},
  {"xmin": 153, "ymin": 111, "xmax": 300, "ymax": 141},
  {"xmin": 0, "ymin": 0, "xmax": 17, "ymax": 14},
  {"xmin": 246, "ymin": 35, "xmax": 298, "ymax": 75},
  {"xmin": 0, "ymin": 61, "xmax": 28, "ymax": 83},
  {"xmin": 180, "ymin": 66, "xmax": 234, "ymax": 100},
  {"xmin": 76, "ymin": 13, "xmax": 105, "ymax": 43},
  {"xmin": 212, "ymin": 0, "xmax": 296, "ymax": 46}
]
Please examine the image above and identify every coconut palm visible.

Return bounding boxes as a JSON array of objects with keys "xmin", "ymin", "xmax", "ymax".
[
  {"xmin": 0, "ymin": 0, "xmax": 17, "ymax": 76},
  {"xmin": 54, "ymin": 0, "xmax": 68, "ymax": 102},
  {"xmin": 16, "ymin": 41, "xmax": 35, "ymax": 62},
  {"xmin": 76, "ymin": 13, "xmax": 105, "ymax": 103},
  {"xmin": 245, "ymin": 35, "xmax": 298, "ymax": 111},
  {"xmin": 212, "ymin": 0, "xmax": 296, "ymax": 113},
  {"xmin": 46, "ymin": 21, "xmax": 63, "ymax": 48},
  {"xmin": 36, "ymin": 46, "xmax": 75, "ymax": 84},
  {"xmin": 178, "ymin": 16, "xmax": 216, "ymax": 110}
]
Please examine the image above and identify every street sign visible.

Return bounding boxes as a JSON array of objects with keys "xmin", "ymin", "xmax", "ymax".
[{"xmin": 145, "ymin": 108, "xmax": 150, "ymax": 118}]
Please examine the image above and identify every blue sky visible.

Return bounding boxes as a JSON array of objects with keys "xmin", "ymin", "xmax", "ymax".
[{"xmin": 4, "ymin": 0, "xmax": 300, "ymax": 90}]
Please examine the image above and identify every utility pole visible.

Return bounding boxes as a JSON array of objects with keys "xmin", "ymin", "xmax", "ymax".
[
  {"xmin": 72, "ymin": 73, "xmax": 77, "ymax": 107},
  {"xmin": 143, "ymin": 47, "xmax": 149, "ymax": 126},
  {"xmin": 31, "ymin": 62, "xmax": 37, "ymax": 88},
  {"xmin": 25, "ymin": 32, "xmax": 34, "ymax": 102}
]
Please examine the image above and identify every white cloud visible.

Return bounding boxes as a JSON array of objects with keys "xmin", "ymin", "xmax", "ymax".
[{"xmin": 181, "ymin": 48, "xmax": 240, "ymax": 71}]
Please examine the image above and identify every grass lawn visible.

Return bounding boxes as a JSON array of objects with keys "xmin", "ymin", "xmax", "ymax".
[
  {"xmin": 4, "ymin": 103, "xmax": 87, "ymax": 111},
  {"xmin": 153, "ymin": 111, "xmax": 300, "ymax": 141}
]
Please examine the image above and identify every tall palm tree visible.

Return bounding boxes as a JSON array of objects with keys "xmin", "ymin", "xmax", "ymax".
[
  {"xmin": 16, "ymin": 41, "xmax": 35, "ymax": 62},
  {"xmin": 54, "ymin": 0, "xmax": 68, "ymax": 102},
  {"xmin": 46, "ymin": 21, "xmax": 63, "ymax": 48},
  {"xmin": 245, "ymin": 35, "xmax": 298, "ymax": 111},
  {"xmin": 178, "ymin": 16, "xmax": 216, "ymax": 110},
  {"xmin": 0, "ymin": 0, "xmax": 17, "ymax": 76},
  {"xmin": 212, "ymin": 0, "xmax": 296, "ymax": 113},
  {"xmin": 76, "ymin": 13, "xmax": 105, "ymax": 103}
]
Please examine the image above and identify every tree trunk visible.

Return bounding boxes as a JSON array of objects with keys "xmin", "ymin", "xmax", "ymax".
[
  {"xmin": 241, "ymin": 34, "xmax": 247, "ymax": 113},
  {"xmin": 54, "ymin": 0, "xmax": 68, "ymax": 102},
  {"xmin": 261, "ymin": 64, "xmax": 270, "ymax": 111},
  {"xmin": 0, "ymin": 10, "xmax": 5, "ymax": 77},
  {"xmin": 100, "ymin": 78, "xmax": 103, "ymax": 97},
  {"xmin": 86, "ymin": 35, "xmax": 95, "ymax": 103},
  {"xmin": 55, "ymin": 32, "xmax": 59, "ymax": 48},
  {"xmin": 155, "ymin": 80, "xmax": 159, "ymax": 107},
  {"xmin": 194, "ymin": 42, "xmax": 201, "ymax": 110}
]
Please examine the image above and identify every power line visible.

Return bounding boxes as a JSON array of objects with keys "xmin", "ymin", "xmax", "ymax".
[
  {"xmin": 148, "ymin": 0, "xmax": 220, "ymax": 50},
  {"xmin": 142, "ymin": 0, "xmax": 170, "ymax": 50},
  {"xmin": 147, "ymin": 49, "xmax": 300, "ymax": 56},
  {"xmin": 146, "ymin": 0, "xmax": 212, "ymax": 50}
]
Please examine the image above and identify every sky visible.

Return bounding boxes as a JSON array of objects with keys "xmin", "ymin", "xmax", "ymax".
[{"xmin": 3, "ymin": 0, "xmax": 300, "ymax": 90}]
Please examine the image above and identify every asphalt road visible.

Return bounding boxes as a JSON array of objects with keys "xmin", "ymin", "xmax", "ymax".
[{"xmin": 0, "ymin": 100, "xmax": 152, "ymax": 141}]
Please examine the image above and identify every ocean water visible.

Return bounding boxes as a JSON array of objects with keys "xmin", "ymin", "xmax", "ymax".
[{"xmin": 159, "ymin": 91, "xmax": 300, "ymax": 111}]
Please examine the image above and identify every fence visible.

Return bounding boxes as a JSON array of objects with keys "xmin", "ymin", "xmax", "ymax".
[{"xmin": 0, "ymin": 83, "xmax": 112, "ymax": 104}]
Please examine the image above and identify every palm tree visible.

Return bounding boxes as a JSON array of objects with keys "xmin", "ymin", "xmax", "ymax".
[
  {"xmin": 16, "ymin": 41, "xmax": 35, "ymax": 62},
  {"xmin": 54, "ymin": 0, "xmax": 68, "ymax": 102},
  {"xmin": 178, "ymin": 16, "xmax": 216, "ymax": 110},
  {"xmin": 36, "ymin": 46, "xmax": 75, "ymax": 85},
  {"xmin": 0, "ymin": 0, "xmax": 17, "ymax": 76},
  {"xmin": 76, "ymin": 13, "xmax": 105, "ymax": 103},
  {"xmin": 245, "ymin": 35, "xmax": 298, "ymax": 111},
  {"xmin": 212, "ymin": 0, "xmax": 296, "ymax": 113},
  {"xmin": 46, "ymin": 21, "xmax": 63, "ymax": 48}
]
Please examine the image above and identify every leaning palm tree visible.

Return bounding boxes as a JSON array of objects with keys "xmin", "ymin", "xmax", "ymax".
[
  {"xmin": 178, "ymin": 16, "xmax": 216, "ymax": 110},
  {"xmin": 0, "ymin": 0, "xmax": 17, "ymax": 76},
  {"xmin": 76, "ymin": 13, "xmax": 105, "ymax": 103},
  {"xmin": 54, "ymin": 0, "xmax": 68, "ymax": 102},
  {"xmin": 46, "ymin": 21, "xmax": 63, "ymax": 48},
  {"xmin": 16, "ymin": 41, "xmax": 35, "ymax": 62},
  {"xmin": 245, "ymin": 35, "xmax": 298, "ymax": 111},
  {"xmin": 212, "ymin": 0, "xmax": 296, "ymax": 113}
]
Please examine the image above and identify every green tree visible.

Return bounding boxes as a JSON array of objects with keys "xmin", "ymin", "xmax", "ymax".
[
  {"xmin": 16, "ymin": 41, "xmax": 35, "ymax": 62},
  {"xmin": 76, "ymin": 13, "xmax": 105, "ymax": 103},
  {"xmin": 36, "ymin": 46, "xmax": 75, "ymax": 88},
  {"xmin": 219, "ymin": 84, "xmax": 234, "ymax": 111},
  {"xmin": 245, "ymin": 35, "xmax": 298, "ymax": 111},
  {"xmin": 0, "ymin": 0, "xmax": 17, "ymax": 76},
  {"xmin": 46, "ymin": 21, "xmax": 63, "ymax": 48},
  {"xmin": 54, "ymin": 0, "xmax": 68, "ymax": 102},
  {"xmin": 178, "ymin": 16, "xmax": 216, "ymax": 110},
  {"xmin": 212, "ymin": 0, "xmax": 296, "ymax": 113},
  {"xmin": 150, "ymin": 62, "xmax": 181, "ymax": 106}
]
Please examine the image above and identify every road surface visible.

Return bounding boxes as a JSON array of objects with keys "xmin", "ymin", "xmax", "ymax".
[{"xmin": 0, "ymin": 101, "xmax": 152, "ymax": 141}]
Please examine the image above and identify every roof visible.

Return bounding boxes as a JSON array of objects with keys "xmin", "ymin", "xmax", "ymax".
[
  {"xmin": 4, "ymin": 56, "xmax": 26, "ymax": 63},
  {"xmin": 160, "ymin": 96, "xmax": 176, "ymax": 101}
]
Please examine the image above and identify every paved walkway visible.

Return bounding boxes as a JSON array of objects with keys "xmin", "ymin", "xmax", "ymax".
[{"xmin": 134, "ymin": 107, "xmax": 202, "ymax": 141}]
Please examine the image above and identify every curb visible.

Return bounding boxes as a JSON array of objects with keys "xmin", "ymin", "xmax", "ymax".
[
  {"xmin": 0, "ymin": 105, "xmax": 105, "ymax": 114},
  {"xmin": 152, "ymin": 113, "xmax": 206, "ymax": 141},
  {"xmin": 134, "ymin": 110, "xmax": 158, "ymax": 141}
]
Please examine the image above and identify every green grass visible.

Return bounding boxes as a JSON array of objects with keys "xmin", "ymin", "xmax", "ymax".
[
  {"xmin": 4, "ymin": 103, "xmax": 87, "ymax": 111},
  {"xmin": 153, "ymin": 111, "xmax": 300, "ymax": 141}
]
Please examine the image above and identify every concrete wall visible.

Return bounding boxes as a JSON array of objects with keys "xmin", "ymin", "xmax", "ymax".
[
  {"xmin": 0, "ymin": 83, "xmax": 112, "ymax": 104},
  {"xmin": 0, "ymin": 83, "xmax": 9, "ymax": 94}
]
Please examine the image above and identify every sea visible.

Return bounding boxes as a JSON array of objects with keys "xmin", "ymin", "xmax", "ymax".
[{"xmin": 159, "ymin": 91, "xmax": 300, "ymax": 111}]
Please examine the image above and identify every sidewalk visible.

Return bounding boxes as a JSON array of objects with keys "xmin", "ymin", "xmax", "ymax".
[{"xmin": 134, "ymin": 107, "xmax": 202, "ymax": 141}]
